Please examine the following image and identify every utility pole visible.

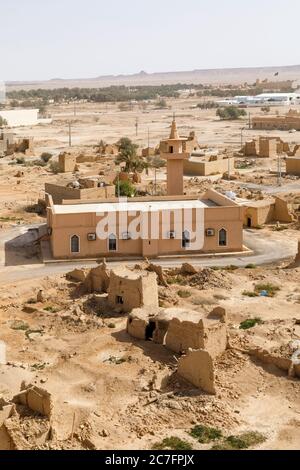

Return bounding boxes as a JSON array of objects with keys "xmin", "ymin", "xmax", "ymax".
[
  {"xmin": 117, "ymin": 172, "xmax": 120, "ymax": 198},
  {"xmin": 277, "ymin": 153, "xmax": 282, "ymax": 186},
  {"xmin": 228, "ymin": 155, "xmax": 231, "ymax": 181},
  {"xmin": 135, "ymin": 117, "xmax": 138, "ymax": 137},
  {"xmin": 240, "ymin": 127, "xmax": 245, "ymax": 148},
  {"xmin": 248, "ymin": 112, "xmax": 251, "ymax": 129},
  {"xmin": 147, "ymin": 127, "xmax": 150, "ymax": 150},
  {"xmin": 68, "ymin": 121, "xmax": 72, "ymax": 147}
]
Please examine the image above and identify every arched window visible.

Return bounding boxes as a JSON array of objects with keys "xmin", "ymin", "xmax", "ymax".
[
  {"xmin": 70, "ymin": 235, "xmax": 80, "ymax": 253},
  {"xmin": 182, "ymin": 230, "xmax": 190, "ymax": 248},
  {"xmin": 108, "ymin": 233, "xmax": 117, "ymax": 251},
  {"xmin": 219, "ymin": 228, "xmax": 227, "ymax": 246}
]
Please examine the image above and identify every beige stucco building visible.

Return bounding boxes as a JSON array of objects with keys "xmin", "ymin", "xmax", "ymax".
[
  {"xmin": 252, "ymin": 109, "xmax": 300, "ymax": 131},
  {"xmin": 46, "ymin": 119, "xmax": 245, "ymax": 260},
  {"xmin": 47, "ymin": 189, "xmax": 244, "ymax": 259}
]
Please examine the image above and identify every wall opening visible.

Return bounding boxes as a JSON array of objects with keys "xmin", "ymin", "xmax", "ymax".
[{"xmin": 145, "ymin": 321, "xmax": 156, "ymax": 341}]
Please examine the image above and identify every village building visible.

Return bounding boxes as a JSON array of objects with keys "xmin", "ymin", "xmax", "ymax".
[
  {"xmin": 183, "ymin": 152, "xmax": 235, "ymax": 176},
  {"xmin": 127, "ymin": 305, "xmax": 227, "ymax": 393},
  {"xmin": 45, "ymin": 177, "xmax": 115, "ymax": 205},
  {"xmin": 252, "ymin": 109, "xmax": 300, "ymax": 131},
  {"xmin": 243, "ymin": 136, "xmax": 291, "ymax": 158},
  {"xmin": 0, "ymin": 131, "xmax": 34, "ymax": 156},
  {"xmin": 0, "ymin": 109, "xmax": 52, "ymax": 127},
  {"xmin": 242, "ymin": 193, "xmax": 300, "ymax": 227},
  {"xmin": 286, "ymin": 156, "xmax": 300, "ymax": 176},
  {"xmin": 46, "ymin": 119, "xmax": 245, "ymax": 260},
  {"xmin": 107, "ymin": 266, "xmax": 159, "ymax": 312}
]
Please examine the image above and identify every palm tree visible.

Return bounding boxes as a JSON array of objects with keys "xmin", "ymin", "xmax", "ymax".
[{"xmin": 115, "ymin": 137, "xmax": 147, "ymax": 174}]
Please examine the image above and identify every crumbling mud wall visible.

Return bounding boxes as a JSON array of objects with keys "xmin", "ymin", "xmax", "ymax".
[
  {"xmin": 13, "ymin": 383, "xmax": 53, "ymax": 419},
  {"xmin": 108, "ymin": 269, "xmax": 158, "ymax": 312},
  {"xmin": 248, "ymin": 347, "xmax": 300, "ymax": 378},
  {"xmin": 83, "ymin": 262, "xmax": 110, "ymax": 293},
  {"xmin": 0, "ymin": 400, "xmax": 16, "ymax": 450},
  {"xmin": 177, "ymin": 349, "xmax": 216, "ymax": 394},
  {"xmin": 165, "ymin": 317, "xmax": 227, "ymax": 358},
  {"xmin": 127, "ymin": 315, "xmax": 149, "ymax": 340}
]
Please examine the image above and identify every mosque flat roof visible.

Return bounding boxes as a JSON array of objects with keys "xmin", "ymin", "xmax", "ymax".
[{"xmin": 53, "ymin": 198, "xmax": 214, "ymax": 215}]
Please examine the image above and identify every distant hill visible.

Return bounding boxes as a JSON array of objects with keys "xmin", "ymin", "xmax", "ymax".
[{"xmin": 5, "ymin": 64, "xmax": 300, "ymax": 91}]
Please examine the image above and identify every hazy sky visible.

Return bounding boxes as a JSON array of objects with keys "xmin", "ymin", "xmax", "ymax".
[{"xmin": 1, "ymin": 0, "xmax": 300, "ymax": 81}]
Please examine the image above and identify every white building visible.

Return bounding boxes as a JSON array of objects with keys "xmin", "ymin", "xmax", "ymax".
[
  {"xmin": 216, "ymin": 93, "xmax": 300, "ymax": 108},
  {"xmin": 0, "ymin": 109, "xmax": 52, "ymax": 127}
]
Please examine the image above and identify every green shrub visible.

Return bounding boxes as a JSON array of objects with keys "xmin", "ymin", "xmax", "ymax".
[
  {"xmin": 115, "ymin": 179, "xmax": 136, "ymax": 197},
  {"xmin": 254, "ymin": 283, "xmax": 280, "ymax": 297},
  {"xmin": 216, "ymin": 106, "xmax": 247, "ymax": 120},
  {"xmin": 224, "ymin": 265, "xmax": 239, "ymax": 271},
  {"xmin": 49, "ymin": 161, "xmax": 61, "ymax": 174},
  {"xmin": 177, "ymin": 290, "xmax": 191, "ymax": 298},
  {"xmin": 10, "ymin": 320, "xmax": 29, "ymax": 331},
  {"xmin": 107, "ymin": 323, "xmax": 116, "ymax": 328},
  {"xmin": 16, "ymin": 157, "xmax": 25, "ymax": 164},
  {"xmin": 239, "ymin": 317, "xmax": 263, "ymax": 330},
  {"xmin": 33, "ymin": 159, "xmax": 47, "ymax": 167},
  {"xmin": 192, "ymin": 297, "xmax": 215, "ymax": 306},
  {"xmin": 212, "ymin": 431, "xmax": 266, "ymax": 450},
  {"xmin": 44, "ymin": 305, "xmax": 60, "ymax": 313},
  {"xmin": 190, "ymin": 425, "xmax": 222, "ymax": 443},
  {"xmin": 242, "ymin": 290, "xmax": 258, "ymax": 297},
  {"xmin": 40, "ymin": 152, "xmax": 53, "ymax": 163},
  {"xmin": 245, "ymin": 263, "xmax": 256, "ymax": 269},
  {"xmin": 152, "ymin": 436, "xmax": 192, "ymax": 451}
]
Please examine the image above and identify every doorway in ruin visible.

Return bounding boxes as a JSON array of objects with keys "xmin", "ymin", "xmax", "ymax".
[
  {"xmin": 247, "ymin": 217, "xmax": 252, "ymax": 228},
  {"xmin": 145, "ymin": 321, "xmax": 156, "ymax": 341}
]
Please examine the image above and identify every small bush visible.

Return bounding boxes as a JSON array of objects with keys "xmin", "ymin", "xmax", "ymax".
[
  {"xmin": 44, "ymin": 305, "xmax": 60, "ymax": 313},
  {"xmin": 107, "ymin": 323, "xmax": 116, "ymax": 329},
  {"xmin": 190, "ymin": 425, "xmax": 222, "ymax": 443},
  {"xmin": 115, "ymin": 180, "xmax": 136, "ymax": 197},
  {"xmin": 49, "ymin": 161, "xmax": 61, "ymax": 174},
  {"xmin": 27, "ymin": 298, "xmax": 37, "ymax": 304},
  {"xmin": 242, "ymin": 291, "xmax": 258, "ymax": 297},
  {"xmin": 34, "ymin": 159, "xmax": 47, "ymax": 167},
  {"xmin": 216, "ymin": 106, "xmax": 247, "ymax": 120},
  {"xmin": 245, "ymin": 263, "xmax": 256, "ymax": 269},
  {"xmin": 152, "ymin": 436, "xmax": 192, "ymax": 451},
  {"xmin": 192, "ymin": 297, "xmax": 215, "ymax": 306},
  {"xmin": 177, "ymin": 289, "xmax": 191, "ymax": 298},
  {"xmin": 239, "ymin": 317, "xmax": 263, "ymax": 330},
  {"xmin": 224, "ymin": 265, "xmax": 239, "ymax": 271},
  {"xmin": 10, "ymin": 320, "xmax": 29, "ymax": 331},
  {"xmin": 16, "ymin": 157, "xmax": 25, "ymax": 165},
  {"xmin": 254, "ymin": 283, "xmax": 280, "ymax": 297},
  {"xmin": 212, "ymin": 431, "xmax": 266, "ymax": 450},
  {"xmin": 213, "ymin": 293, "xmax": 228, "ymax": 300},
  {"xmin": 40, "ymin": 152, "xmax": 53, "ymax": 163},
  {"xmin": 24, "ymin": 202, "xmax": 45, "ymax": 215}
]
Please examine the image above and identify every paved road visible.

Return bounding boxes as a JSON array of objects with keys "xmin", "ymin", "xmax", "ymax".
[
  {"xmin": 230, "ymin": 180, "xmax": 300, "ymax": 195},
  {"xmin": 0, "ymin": 224, "xmax": 297, "ymax": 286}
]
